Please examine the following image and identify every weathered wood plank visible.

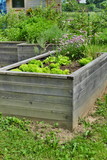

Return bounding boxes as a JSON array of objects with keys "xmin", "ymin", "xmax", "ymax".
[
  {"xmin": 0, "ymin": 104, "xmax": 72, "ymax": 121},
  {"xmin": 0, "ymin": 90, "xmax": 72, "ymax": 105},
  {"xmin": 71, "ymin": 53, "xmax": 107, "ymax": 85},
  {"xmin": 0, "ymin": 51, "xmax": 55, "ymax": 71},
  {"xmin": 73, "ymin": 63, "xmax": 107, "ymax": 110},
  {"xmin": 0, "ymin": 47, "xmax": 17, "ymax": 53},
  {"xmin": 0, "ymin": 80, "xmax": 72, "ymax": 97},
  {"xmin": 0, "ymin": 74, "xmax": 72, "ymax": 87},
  {"xmin": 0, "ymin": 97, "xmax": 72, "ymax": 113},
  {"xmin": 74, "ymin": 62, "xmax": 107, "ymax": 100},
  {"xmin": 72, "ymin": 79, "xmax": 107, "ymax": 129}
]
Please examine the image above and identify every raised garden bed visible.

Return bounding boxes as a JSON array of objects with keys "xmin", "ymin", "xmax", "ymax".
[
  {"xmin": 0, "ymin": 41, "xmax": 57, "ymax": 66},
  {"xmin": 0, "ymin": 51, "xmax": 107, "ymax": 130},
  {"xmin": 0, "ymin": 41, "xmax": 23, "ymax": 66},
  {"xmin": 17, "ymin": 43, "xmax": 58, "ymax": 61}
]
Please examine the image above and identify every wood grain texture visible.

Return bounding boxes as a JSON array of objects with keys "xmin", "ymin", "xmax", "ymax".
[
  {"xmin": 0, "ymin": 42, "xmax": 23, "ymax": 65},
  {"xmin": 71, "ymin": 53, "xmax": 107, "ymax": 128}
]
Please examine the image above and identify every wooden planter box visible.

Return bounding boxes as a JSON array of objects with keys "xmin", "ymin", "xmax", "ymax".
[
  {"xmin": 0, "ymin": 52, "xmax": 107, "ymax": 130},
  {"xmin": 0, "ymin": 41, "xmax": 24, "ymax": 66},
  {"xmin": 17, "ymin": 43, "xmax": 58, "ymax": 61},
  {"xmin": 0, "ymin": 42, "xmax": 57, "ymax": 66}
]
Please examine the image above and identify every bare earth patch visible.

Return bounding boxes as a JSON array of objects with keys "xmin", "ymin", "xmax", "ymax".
[{"xmin": 30, "ymin": 87, "xmax": 107, "ymax": 144}]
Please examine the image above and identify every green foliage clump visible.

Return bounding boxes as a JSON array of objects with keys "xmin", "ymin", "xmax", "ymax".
[
  {"xmin": 28, "ymin": 59, "xmax": 44, "ymax": 68},
  {"xmin": 12, "ymin": 55, "xmax": 71, "ymax": 75},
  {"xmin": 43, "ymin": 56, "xmax": 56, "ymax": 64},
  {"xmin": 42, "ymin": 67, "xmax": 51, "ymax": 73},
  {"xmin": 62, "ymin": 0, "xmax": 80, "ymax": 12},
  {"xmin": 19, "ymin": 64, "xmax": 30, "ymax": 72},
  {"xmin": 0, "ymin": 8, "xmax": 64, "ymax": 43},
  {"xmin": 57, "ymin": 34, "xmax": 85, "ymax": 60},
  {"xmin": 51, "ymin": 68, "xmax": 70, "ymax": 74},
  {"xmin": 4, "ymin": 28, "xmax": 21, "ymax": 41},
  {"xmin": 78, "ymin": 57, "xmax": 92, "ymax": 66},
  {"xmin": 10, "ymin": 68, "xmax": 22, "ymax": 72},
  {"xmin": 57, "ymin": 55, "xmax": 71, "ymax": 65},
  {"xmin": 37, "ymin": 24, "xmax": 65, "ymax": 46},
  {"xmin": 49, "ymin": 63, "xmax": 60, "ymax": 69}
]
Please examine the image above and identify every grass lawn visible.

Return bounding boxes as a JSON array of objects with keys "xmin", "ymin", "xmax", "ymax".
[{"xmin": 0, "ymin": 93, "xmax": 107, "ymax": 160}]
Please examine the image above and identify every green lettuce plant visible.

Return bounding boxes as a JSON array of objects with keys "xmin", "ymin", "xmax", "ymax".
[{"xmin": 78, "ymin": 57, "xmax": 92, "ymax": 66}]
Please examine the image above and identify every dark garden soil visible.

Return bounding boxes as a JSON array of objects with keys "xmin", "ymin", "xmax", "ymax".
[
  {"xmin": 44, "ymin": 61, "xmax": 81, "ymax": 74},
  {"xmin": 60, "ymin": 61, "xmax": 81, "ymax": 73}
]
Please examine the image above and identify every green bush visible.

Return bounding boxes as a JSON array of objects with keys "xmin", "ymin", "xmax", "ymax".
[
  {"xmin": 98, "ymin": 28, "xmax": 107, "ymax": 44},
  {"xmin": 87, "ymin": 4, "xmax": 96, "ymax": 11},
  {"xmin": 4, "ymin": 28, "xmax": 21, "ymax": 41},
  {"xmin": 0, "ymin": 9, "xmax": 64, "ymax": 43},
  {"xmin": 37, "ymin": 24, "xmax": 65, "ymax": 47},
  {"xmin": 62, "ymin": 0, "xmax": 79, "ymax": 12},
  {"xmin": 22, "ymin": 19, "xmax": 53, "ymax": 43}
]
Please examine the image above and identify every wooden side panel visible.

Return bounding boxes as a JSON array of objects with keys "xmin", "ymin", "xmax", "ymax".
[
  {"xmin": 0, "ymin": 42, "xmax": 23, "ymax": 66},
  {"xmin": 72, "ymin": 53, "xmax": 107, "ymax": 128},
  {"xmin": 17, "ymin": 43, "xmax": 57, "ymax": 61},
  {"xmin": 0, "ymin": 73, "xmax": 73, "ymax": 128}
]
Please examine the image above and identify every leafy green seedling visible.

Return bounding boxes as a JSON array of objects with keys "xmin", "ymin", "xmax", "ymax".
[
  {"xmin": 19, "ymin": 64, "xmax": 30, "ymax": 72},
  {"xmin": 10, "ymin": 68, "xmax": 22, "ymax": 72},
  {"xmin": 29, "ymin": 59, "xmax": 43, "ymax": 68},
  {"xmin": 43, "ymin": 56, "xmax": 56, "ymax": 64},
  {"xmin": 78, "ymin": 57, "xmax": 92, "ymax": 66},
  {"xmin": 49, "ymin": 63, "xmax": 60, "ymax": 68}
]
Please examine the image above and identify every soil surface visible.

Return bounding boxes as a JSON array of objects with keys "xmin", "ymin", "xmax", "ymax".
[
  {"xmin": 44, "ymin": 61, "xmax": 81, "ymax": 74},
  {"xmin": 60, "ymin": 61, "xmax": 81, "ymax": 73}
]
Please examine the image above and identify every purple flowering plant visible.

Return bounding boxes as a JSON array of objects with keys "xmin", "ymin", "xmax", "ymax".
[{"xmin": 57, "ymin": 34, "xmax": 86, "ymax": 60}]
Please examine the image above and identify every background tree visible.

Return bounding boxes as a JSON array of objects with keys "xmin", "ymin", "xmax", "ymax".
[
  {"xmin": 86, "ymin": 0, "xmax": 94, "ymax": 4},
  {"xmin": 86, "ymin": 0, "xmax": 107, "ymax": 8}
]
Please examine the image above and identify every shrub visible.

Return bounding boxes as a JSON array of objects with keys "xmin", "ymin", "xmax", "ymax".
[
  {"xmin": 37, "ymin": 24, "xmax": 65, "ymax": 47},
  {"xmin": 62, "ymin": 0, "xmax": 79, "ymax": 12},
  {"xmin": 98, "ymin": 28, "xmax": 107, "ymax": 44},
  {"xmin": 22, "ymin": 18, "xmax": 54, "ymax": 43},
  {"xmin": 4, "ymin": 28, "xmax": 21, "ymax": 41},
  {"xmin": 87, "ymin": 4, "xmax": 96, "ymax": 11}
]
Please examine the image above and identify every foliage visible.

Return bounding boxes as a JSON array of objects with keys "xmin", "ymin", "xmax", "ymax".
[
  {"xmin": 12, "ymin": 55, "xmax": 71, "ymax": 75},
  {"xmin": 98, "ymin": 28, "xmax": 107, "ymax": 44},
  {"xmin": 37, "ymin": 24, "xmax": 65, "ymax": 47},
  {"xmin": 86, "ymin": 0, "xmax": 94, "ymax": 4},
  {"xmin": 100, "ymin": 0, "xmax": 107, "ymax": 9},
  {"xmin": 62, "ymin": 0, "xmax": 80, "ymax": 12},
  {"xmin": 83, "ymin": 44, "xmax": 107, "ymax": 58},
  {"xmin": 15, "ymin": 17, "xmax": 54, "ymax": 43},
  {"xmin": 87, "ymin": 3, "xmax": 97, "ymax": 11},
  {"xmin": 0, "ymin": 8, "xmax": 64, "ymax": 43},
  {"xmin": 4, "ymin": 28, "xmax": 21, "ymax": 41},
  {"xmin": 66, "ymin": 11, "xmax": 107, "ymax": 45},
  {"xmin": 86, "ymin": 0, "xmax": 107, "ymax": 9},
  {"xmin": 78, "ymin": 57, "xmax": 92, "ymax": 66},
  {"xmin": 57, "ymin": 34, "xmax": 85, "ymax": 60}
]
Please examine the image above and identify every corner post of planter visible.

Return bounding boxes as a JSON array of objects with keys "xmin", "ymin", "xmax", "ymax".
[{"xmin": 70, "ymin": 75, "xmax": 79, "ymax": 130}]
